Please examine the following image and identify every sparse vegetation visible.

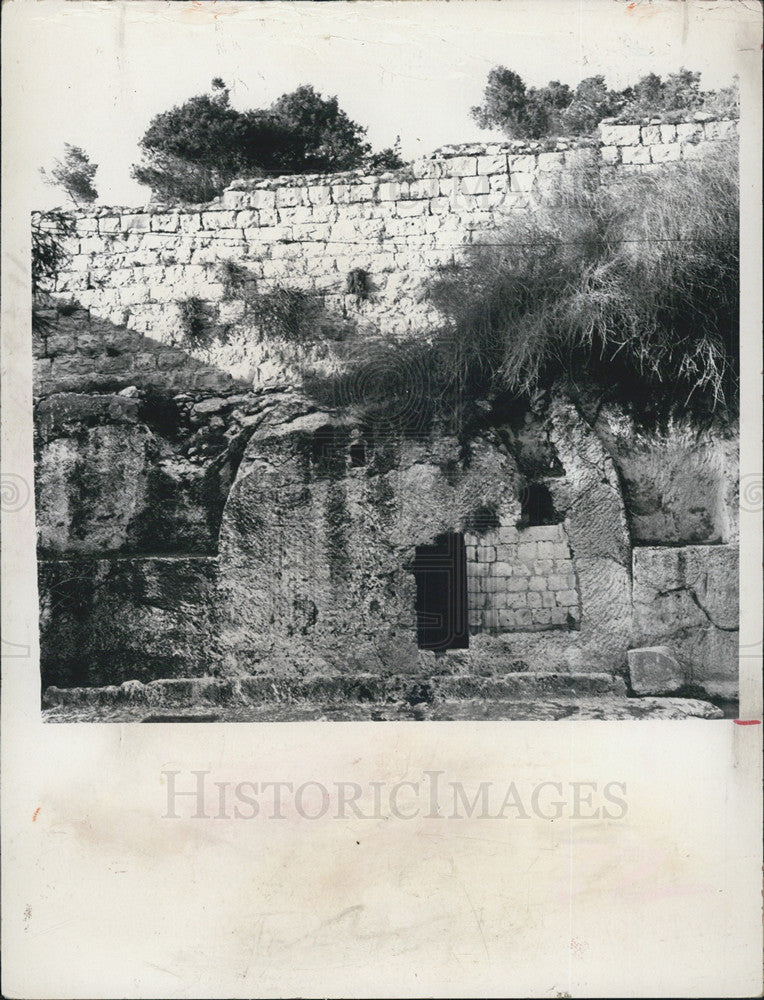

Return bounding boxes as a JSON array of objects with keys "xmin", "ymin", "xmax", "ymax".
[
  {"xmin": 176, "ymin": 296, "xmax": 223, "ymax": 351},
  {"xmin": 32, "ymin": 211, "xmax": 78, "ymax": 333},
  {"xmin": 250, "ymin": 284, "xmax": 321, "ymax": 342},
  {"xmin": 216, "ymin": 259, "xmax": 256, "ymax": 299},
  {"xmin": 32, "ymin": 211, "xmax": 76, "ymax": 294},
  {"xmin": 346, "ymin": 268, "xmax": 371, "ymax": 302},
  {"xmin": 40, "ymin": 144, "xmax": 98, "ymax": 205}
]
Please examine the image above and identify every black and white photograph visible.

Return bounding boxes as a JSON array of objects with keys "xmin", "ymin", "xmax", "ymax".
[
  {"xmin": 29, "ymin": 1, "xmax": 744, "ymax": 723},
  {"xmin": 2, "ymin": 2, "xmax": 762, "ymax": 997}
]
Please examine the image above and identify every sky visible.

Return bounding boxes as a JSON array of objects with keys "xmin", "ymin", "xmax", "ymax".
[{"xmin": 3, "ymin": 0, "xmax": 760, "ymax": 209}]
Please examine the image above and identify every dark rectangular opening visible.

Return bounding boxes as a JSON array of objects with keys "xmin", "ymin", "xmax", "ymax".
[{"xmin": 412, "ymin": 530, "xmax": 468, "ymax": 650}]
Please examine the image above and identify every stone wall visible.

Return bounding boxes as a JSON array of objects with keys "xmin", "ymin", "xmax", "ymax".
[
  {"xmin": 34, "ymin": 113, "xmax": 738, "ymax": 398},
  {"xmin": 466, "ymin": 523, "xmax": 580, "ymax": 632}
]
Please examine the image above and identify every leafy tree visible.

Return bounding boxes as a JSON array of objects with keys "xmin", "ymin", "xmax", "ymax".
[
  {"xmin": 471, "ymin": 67, "xmax": 534, "ymax": 138},
  {"xmin": 40, "ymin": 144, "xmax": 98, "ymax": 205},
  {"xmin": 267, "ymin": 84, "xmax": 371, "ymax": 172},
  {"xmin": 131, "ymin": 80, "xmax": 393, "ymax": 202},
  {"xmin": 472, "ymin": 66, "xmax": 736, "ymax": 140},
  {"xmin": 559, "ymin": 75, "xmax": 622, "ymax": 134}
]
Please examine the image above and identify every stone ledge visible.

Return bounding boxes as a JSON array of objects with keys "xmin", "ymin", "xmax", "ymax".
[
  {"xmin": 42, "ymin": 669, "xmax": 628, "ymax": 711},
  {"xmin": 41, "ymin": 693, "xmax": 725, "ymax": 722}
]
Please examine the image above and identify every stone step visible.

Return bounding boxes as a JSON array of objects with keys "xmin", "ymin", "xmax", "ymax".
[
  {"xmin": 42, "ymin": 670, "xmax": 627, "ymax": 713},
  {"xmin": 42, "ymin": 695, "xmax": 723, "ymax": 723},
  {"xmin": 40, "ymin": 671, "xmax": 724, "ymax": 721}
]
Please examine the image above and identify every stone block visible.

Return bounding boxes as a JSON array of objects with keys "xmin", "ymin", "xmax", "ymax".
[
  {"xmin": 621, "ymin": 145, "xmax": 651, "ymax": 165},
  {"xmin": 533, "ymin": 559, "xmax": 554, "ymax": 575},
  {"xmin": 532, "ymin": 608, "xmax": 552, "ymax": 626},
  {"xmin": 495, "ymin": 544, "xmax": 517, "ymax": 561},
  {"xmin": 498, "ymin": 610, "xmax": 515, "ymax": 629},
  {"xmin": 467, "ymin": 560, "xmax": 489, "ymax": 577},
  {"xmin": 528, "ymin": 576, "xmax": 546, "ymax": 592},
  {"xmin": 510, "ymin": 172, "xmax": 533, "ymax": 192},
  {"xmin": 476, "ymin": 154, "xmax": 508, "ymax": 176},
  {"xmin": 378, "ymin": 182, "xmax": 403, "ymax": 201},
  {"xmin": 121, "ymin": 213, "xmax": 151, "ymax": 232},
  {"xmin": 600, "ymin": 123, "xmax": 640, "ymax": 146},
  {"xmin": 460, "ymin": 175, "xmax": 491, "ymax": 196},
  {"xmin": 307, "ymin": 185, "xmax": 332, "ymax": 206},
  {"xmin": 517, "ymin": 541, "xmax": 537, "ymax": 562},
  {"xmin": 600, "ymin": 146, "xmax": 620, "ymax": 165},
  {"xmin": 627, "ymin": 646, "xmax": 685, "ymax": 695},
  {"xmin": 440, "ymin": 156, "xmax": 478, "ymax": 177},
  {"xmin": 396, "ymin": 200, "xmax": 429, "ymax": 217},
  {"xmin": 676, "ymin": 122, "xmax": 704, "ymax": 143},
  {"xmin": 508, "ymin": 154, "xmax": 536, "ymax": 172},
  {"xmin": 650, "ymin": 143, "xmax": 682, "ymax": 163},
  {"xmin": 275, "ymin": 188, "xmax": 305, "ymax": 209},
  {"xmin": 641, "ymin": 125, "xmax": 661, "ymax": 145},
  {"xmin": 492, "ymin": 561, "xmax": 512, "ymax": 577},
  {"xmin": 507, "ymin": 576, "xmax": 527, "ymax": 592},
  {"xmin": 550, "ymin": 607, "xmax": 569, "ymax": 626},
  {"xmin": 704, "ymin": 119, "xmax": 737, "ymax": 140},
  {"xmin": 150, "ymin": 213, "xmax": 180, "ymax": 233},
  {"xmin": 660, "ymin": 124, "xmax": 677, "ymax": 143},
  {"xmin": 514, "ymin": 608, "xmax": 532, "ymax": 628},
  {"xmin": 476, "ymin": 546, "xmax": 496, "ymax": 562},
  {"xmin": 556, "ymin": 589, "xmax": 578, "ymax": 607},
  {"xmin": 508, "ymin": 592, "xmax": 528, "ymax": 610},
  {"xmin": 526, "ymin": 591, "xmax": 542, "ymax": 608},
  {"xmin": 536, "ymin": 541, "xmax": 556, "ymax": 558}
]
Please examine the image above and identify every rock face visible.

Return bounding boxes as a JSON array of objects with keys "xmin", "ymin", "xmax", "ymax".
[
  {"xmin": 38, "ymin": 556, "xmax": 217, "ymax": 688},
  {"xmin": 632, "ymin": 545, "xmax": 739, "ymax": 697},
  {"xmin": 211, "ymin": 394, "xmax": 638, "ymax": 678},
  {"xmin": 35, "ymin": 372, "xmax": 739, "ymax": 696}
]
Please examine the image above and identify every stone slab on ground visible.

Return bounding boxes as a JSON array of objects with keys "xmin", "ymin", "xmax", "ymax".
[
  {"xmin": 42, "ymin": 670, "xmax": 627, "ymax": 712},
  {"xmin": 42, "ymin": 671, "xmax": 725, "ymax": 722},
  {"xmin": 627, "ymin": 645, "xmax": 685, "ymax": 695},
  {"xmin": 42, "ymin": 695, "xmax": 724, "ymax": 723}
]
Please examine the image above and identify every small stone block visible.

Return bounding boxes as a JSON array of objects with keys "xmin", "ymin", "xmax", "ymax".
[{"xmin": 627, "ymin": 646, "xmax": 685, "ymax": 695}]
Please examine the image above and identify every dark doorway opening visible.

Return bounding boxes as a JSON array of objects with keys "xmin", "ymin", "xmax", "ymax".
[
  {"xmin": 519, "ymin": 482, "xmax": 557, "ymax": 526},
  {"xmin": 411, "ymin": 531, "xmax": 469, "ymax": 651}
]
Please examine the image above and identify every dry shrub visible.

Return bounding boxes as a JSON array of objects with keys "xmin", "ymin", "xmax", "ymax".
[{"xmin": 429, "ymin": 140, "xmax": 739, "ymax": 423}]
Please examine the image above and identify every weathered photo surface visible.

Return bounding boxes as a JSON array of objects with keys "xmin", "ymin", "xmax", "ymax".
[
  {"xmin": 3, "ymin": 2, "xmax": 762, "ymax": 997},
  {"xmin": 31, "ymin": 2, "xmax": 747, "ymax": 724},
  {"xmin": 32, "ymin": 2, "xmax": 744, "ymax": 723}
]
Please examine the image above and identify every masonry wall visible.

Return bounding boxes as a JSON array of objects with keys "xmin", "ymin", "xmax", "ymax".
[
  {"xmin": 466, "ymin": 523, "xmax": 580, "ymax": 633},
  {"xmin": 34, "ymin": 114, "xmax": 738, "ymax": 399}
]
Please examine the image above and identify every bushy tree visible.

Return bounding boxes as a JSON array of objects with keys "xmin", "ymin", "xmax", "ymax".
[
  {"xmin": 131, "ymin": 80, "xmax": 397, "ymax": 202},
  {"xmin": 40, "ymin": 144, "xmax": 98, "ymax": 205},
  {"xmin": 472, "ymin": 66, "xmax": 737, "ymax": 140}
]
